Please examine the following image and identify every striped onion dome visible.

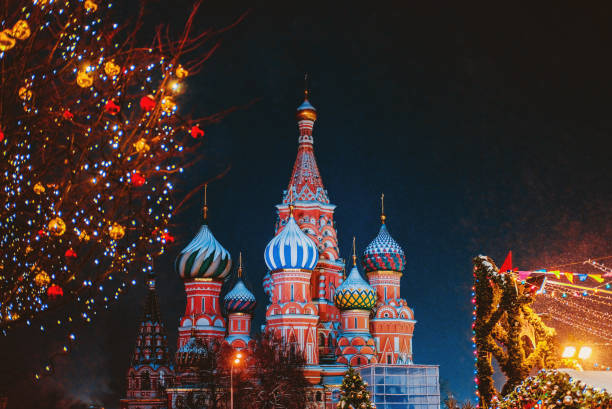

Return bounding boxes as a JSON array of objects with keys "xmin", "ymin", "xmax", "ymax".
[
  {"xmin": 264, "ymin": 212, "xmax": 319, "ymax": 271},
  {"xmin": 363, "ymin": 223, "xmax": 405, "ymax": 273},
  {"xmin": 224, "ymin": 279, "xmax": 256, "ymax": 314},
  {"xmin": 175, "ymin": 224, "xmax": 231, "ymax": 280},
  {"xmin": 334, "ymin": 265, "xmax": 376, "ymax": 311},
  {"xmin": 263, "ymin": 271, "xmax": 273, "ymax": 299}
]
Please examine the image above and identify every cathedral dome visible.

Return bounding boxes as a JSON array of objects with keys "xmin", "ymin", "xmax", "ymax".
[
  {"xmin": 363, "ymin": 223, "xmax": 405, "ymax": 273},
  {"xmin": 264, "ymin": 209, "xmax": 319, "ymax": 271},
  {"xmin": 175, "ymin": 223, "xmax": 231, "ymax": 280},
  {"xmin": 224, "ymin": 279, "xmax": 256, "ymax": 314},
  {"xmin": 334, "ymin": 265, "xmax": 376, "ymax": 311},
  {"xmin": 175, "ymin": 336, "xmax": 208, "ymax": 368},
  {"xmin": 296, "ymin": 95, "xmax": 317, "ymax": 122},
  {"xmin": 263, "ymin": 271, "xmax": 273, "ymax": 299},
  {"xmin": 224, "ymin": 258, "xmax": 256, "ymax": 314}
]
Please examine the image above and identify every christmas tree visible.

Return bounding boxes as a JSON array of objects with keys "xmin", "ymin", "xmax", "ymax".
[{"xmin": 337, "ymin": 367, "xmax": 375, "ymax": 409}]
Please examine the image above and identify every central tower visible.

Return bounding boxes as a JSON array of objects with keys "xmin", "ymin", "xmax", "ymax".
[{"xmin": 277, "ymin": 90, "xmax": 344, "ymax": 341}]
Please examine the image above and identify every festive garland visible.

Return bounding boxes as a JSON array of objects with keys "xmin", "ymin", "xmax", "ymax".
[
  {"xmin": 473, "ymin": 255, "xmax": 559, "ymax": 408},
  {"xmin": 493, "ymin": 370, "xmax": 612, "ymax": 409}
]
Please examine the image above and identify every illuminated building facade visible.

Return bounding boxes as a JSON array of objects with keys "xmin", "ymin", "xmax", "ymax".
[{"xmin": 121, "ymin": 91, "xmax": 439, "ymax": 409}]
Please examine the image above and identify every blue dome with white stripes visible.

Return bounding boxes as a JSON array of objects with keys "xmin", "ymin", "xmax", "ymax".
[{"xmin": 264, "ymin": 213, "xmax": 319, "ymax": 271}]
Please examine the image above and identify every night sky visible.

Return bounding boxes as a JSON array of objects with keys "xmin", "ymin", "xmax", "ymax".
[{"xmin": 2, "ymin": 1, "xmax": 612, "ymax": 408}]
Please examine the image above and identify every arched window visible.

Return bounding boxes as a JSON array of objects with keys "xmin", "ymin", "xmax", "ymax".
[{"xmin": 141, "ymin": 371, "xmax": 151, "ymax": 390}]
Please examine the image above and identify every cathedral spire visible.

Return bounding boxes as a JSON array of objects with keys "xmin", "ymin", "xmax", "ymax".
[
  {"xmin": 130, "ymin": 272, "xmax": 171, "ymax": 368},
  {"xmin": 202, "ymin": 183, "xmax": 208, "ymax": 222},
  {"xmin": 381, "ymin": 193, "xmax": 386, "ymax": 224},
  {"xmin": 284, "ymin": 89, "xmax": 329, "ymax": 204}
]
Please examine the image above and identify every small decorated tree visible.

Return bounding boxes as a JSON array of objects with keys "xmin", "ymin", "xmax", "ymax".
[{"xmin": 337, "ymin": 367, "xmax": 375, "ymax": 409}]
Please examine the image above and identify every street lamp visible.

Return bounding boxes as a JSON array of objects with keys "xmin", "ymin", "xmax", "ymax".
[
  {"xmin": 230, "ymin": 352, "xmax": 243, "ymax": 409},
  {"xmin": 561, "ymin": 345, "xmax": 592, "ymax": 369}
]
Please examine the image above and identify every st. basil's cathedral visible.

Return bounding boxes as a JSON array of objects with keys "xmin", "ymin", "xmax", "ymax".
[{"xmin": 120, "ymin": 91, "xmax": 440, "ymax": 409}]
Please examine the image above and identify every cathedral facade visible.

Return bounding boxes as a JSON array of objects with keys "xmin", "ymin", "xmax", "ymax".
[{"xmin": 120, "ymin": 92, "xmax": 439, "ymax": 409}]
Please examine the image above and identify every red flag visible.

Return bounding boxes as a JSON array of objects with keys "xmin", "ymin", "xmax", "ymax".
[{"xmin": 499, "ymin": 251, "xmax": 512, "ymax": 274}]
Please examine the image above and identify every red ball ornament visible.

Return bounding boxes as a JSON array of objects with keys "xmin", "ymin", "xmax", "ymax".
[
  {"xmin": 161, "ymin": 232, "xmax": 175, "ymax": 243},
  {"xmin": 190, "ymin": 125, "xmax": 204, "ymax": 138},
  {"xmin": 37, "ymin": 229, "xmax": 47, "ymax": 236},
  {"xmin": 62, "ymin": 110, "xmax": 74, "ymax": 120},
  {"xmin": 0, "ymin": 129, "xmax": 4, "ymax": 142},
  {"xmin": 65, "ymin": 248, "xmax": 77, "ymax": 258},
  {"xmin": 129, "ymin": 171, "xmax": 145, "ymax": 187},
  {"xmin": 104, "ymin": 100, "xmax": 120, "ymax": 115},
  {"xmin": 139, "ymin": 95, "xmax": 155, "ymax": 112},
  {"xmin": 47, "ymin": 284, "xmax": 64, "ymax": 298}
]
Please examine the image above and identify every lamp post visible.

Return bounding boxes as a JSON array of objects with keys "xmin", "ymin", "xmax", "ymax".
[{"xmin": 230, "ymin": 352, "xmax": 243, "ymax": 409}]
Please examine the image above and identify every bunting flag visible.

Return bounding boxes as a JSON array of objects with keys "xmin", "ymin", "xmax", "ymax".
[
  {"xmin": 499, "ymin": 251, "xmax": 513, "ymax": 274},
  {"xmin": 565, "ymin": 273, "xmax": 574, "ymax": 283},
  {"xmin": 589, "ymin": 274, "xmax": 604, "ymax": 283}
]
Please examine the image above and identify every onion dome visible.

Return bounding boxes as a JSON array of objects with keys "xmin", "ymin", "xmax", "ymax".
[
  {"xmin": 175, "ymin": 335, "xmax": 208, "ymax": 368},
  {"xmin": 263, "ymin": 271, "xmax": 273, "ymax": 300},
  {"xmin": 175, "ymin": 186, "xmax": 232, "ymax": 280},
  {"xmin": 334, "ymin": 265, "xmax": 376, "ymax": 311},
  {"xmin": 296, "ymin": 89, "xmax": 317, "ymax": 122},
  {"xmin": 264, "ymin": 206, "xmax": 319, "ymax": 271},
  {"xmin": 224, "ymin": 255, "xmax": 256, "ymax": 314},
  {"xmin": 362, "ymin": 196, "xmax": 405, "ymax": 273}
]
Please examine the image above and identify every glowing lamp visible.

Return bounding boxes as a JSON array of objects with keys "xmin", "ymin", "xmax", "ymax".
[
  {"xmin": 578, "ymin": 346, "xmax": 592, "ymax": 360},
  {"xmin": 562, "ymin": 346, "xmax": 576, "ymax": 358}
]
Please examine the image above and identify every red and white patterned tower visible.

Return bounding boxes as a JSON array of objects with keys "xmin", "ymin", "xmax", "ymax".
[
  {"xmin": 175, "ymin": 187, "xmax": 232, "ymax": 347},
  {"xmin": 364, "ymin": 195, "xmax": 415, "ymax": 364},
  {"xmin": 273, "ymin": 90, "xmax": 344, "ymax": 361},
  {"xmin": 224, "ymin": 254, "xmax": 256, "ymax": 350}
]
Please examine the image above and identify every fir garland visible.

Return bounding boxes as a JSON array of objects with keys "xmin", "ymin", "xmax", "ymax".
[
  {"xmin": 473, "ymin": 256, "xmax": 559, "ymax": 408},
  {"xmin": 494, "ymin": 370, "xmax": 612, "ymax": 409}
]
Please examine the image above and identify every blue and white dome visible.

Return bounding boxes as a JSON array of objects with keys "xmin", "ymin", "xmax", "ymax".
[
  {"xmin": 224, "ymin": 279, "xmax": 256, "ymax": 314},
  {"xmin": 175, "ymin": 224, "xmax": 231, "ymax": 280},
  {"xmin": 264, "ymin": 213, "xmax": 319, "ymax": 271}
]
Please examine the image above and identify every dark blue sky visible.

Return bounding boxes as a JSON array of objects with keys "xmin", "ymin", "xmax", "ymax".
[{"xmin": 2, "ymin": 1, "xmax": 612, "ymax": 407}]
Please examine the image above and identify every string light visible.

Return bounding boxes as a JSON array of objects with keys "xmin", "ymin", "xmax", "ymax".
[{"xmin": 0, "ymin": 0, "xmax": 221, "ymax": 379}]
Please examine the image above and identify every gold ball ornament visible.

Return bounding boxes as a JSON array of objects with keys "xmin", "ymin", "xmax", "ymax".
[
  {"xmin": 175, "ymin": 65, "xmax": 189, "ymax": 79},
  {"xmin": 84, "ymin": 0, "xmax": 98, "ymax": 12},
  {"xmin": 109, "ymin": 223, "xmax": 125, "ymax": 240},
  {"xmin": 77, "ymin": 70, "xmax": 94, "ymax": 88},
  {"xmin": 18, "ymin": 86, "xmax": 32, "ymax": 101},
  {"xmin": 0, "ymin": 29, "xmax": 16, "ymax": 51},
  {"xmin": 34, "ymin": 271, "xmax": 50, "ymax": 287},
  {"xmin": 133, "ymin": 138, "xmax": 150, "ymax": 153},
  {"xmin": 48, "ymin": 217, "xmax": 66, "ymax": 236},
  {"xmin": 33, "ymin": 182, "xmax": 45, "ymax": 195},
  {"xmin": 78, "ymin": 230, "xmax": 90, "ymax": 241},
  {"xmin": 11, "ymin": 20, "xmax": 31, "ymax": 40},
  {"xmin": 104, "ymin": 61, "xmax": 120, "ymax": 77},
  {"xmin": 563, "ymin": 395, "xmax": 573, "ymax": 405},
  {"xmin": 161, "ymin": 96, "xmax": 176, "ymax": 114}
]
